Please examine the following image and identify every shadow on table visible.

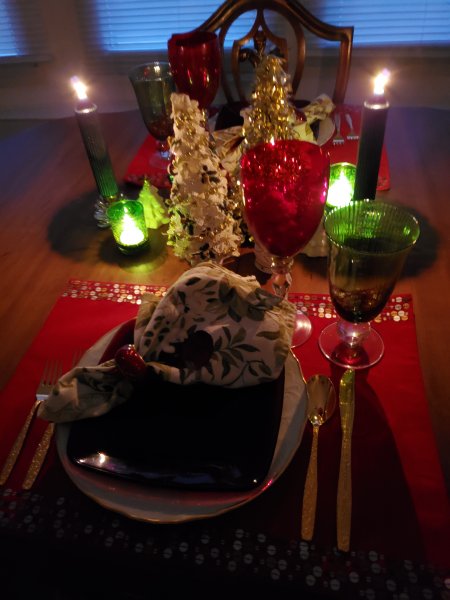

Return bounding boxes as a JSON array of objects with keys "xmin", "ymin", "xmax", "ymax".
[
  {"xmin": 294, "ymin": 206, "xmax": 438, "ymax": 282},
  {"xmin": 47, "ymin": 191, "xmax": 168, "ymax": 273},
  {"xmin": 401, "ymin": 207, "xmax": 439, "ymax": 278}
]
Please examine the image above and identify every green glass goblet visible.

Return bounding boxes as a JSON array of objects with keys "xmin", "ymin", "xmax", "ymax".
[
  {"xmin": 129, "ymin": 62, "xmax": 175, "ymax": 170},
  {"xmin": 318, "ymin": 201, "xmax": 420, "ymax": 369}
]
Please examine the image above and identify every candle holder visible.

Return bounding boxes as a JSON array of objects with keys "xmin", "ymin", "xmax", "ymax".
[
  {"xmin": 107, "ymin": 199, "xmax": 149, "ymax": 255},
  {"xmin": 326, "ymin": 162, "xmax": 357, "ymax": 212}
]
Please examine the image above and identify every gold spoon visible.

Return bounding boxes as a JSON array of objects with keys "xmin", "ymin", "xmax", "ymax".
[{"xmin": 301, "ymin": 374, "xmax": 336, "ymax": 541}]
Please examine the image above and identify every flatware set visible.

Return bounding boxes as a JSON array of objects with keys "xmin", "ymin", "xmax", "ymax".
[{"xmin": 301, "ymin": 369, "xmax": 356, "ymax": 552}]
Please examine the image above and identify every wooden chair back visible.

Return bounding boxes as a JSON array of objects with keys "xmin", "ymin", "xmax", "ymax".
[{"xmin": 196, "ymin": 0, "xmax": 354, "ymax": 105}]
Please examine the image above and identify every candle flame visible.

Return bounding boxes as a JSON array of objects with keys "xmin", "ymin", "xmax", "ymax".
[
  {"xmin": 119, "ymin": 214, "xmax": 145, "ymax": 246},
  {"xmin": 70, "ymin": 76, "xmax": 88, "ymax": 101},
  {"xmin": 327, "ymin": 172, "xmax": 354, "ymax": 209},
  {"xmin": 373, "ymin": 69, "xmax": 390, "ymax": 96}
]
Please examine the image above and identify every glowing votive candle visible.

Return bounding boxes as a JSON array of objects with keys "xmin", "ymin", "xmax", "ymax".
[
  {"xmin": 354, "ymin": 69, "xmax": 390, "ymax": 201},
  {"xmin": 71, "ymin": 76, "xmax": 119, "ymax": 203},
  {"xmin": 107, "ymin": 199, "xmax": 149, "ymax": 255},
  {"xmin": 326, "ymin": 162, "xmax": 357, "ymax": 211}
]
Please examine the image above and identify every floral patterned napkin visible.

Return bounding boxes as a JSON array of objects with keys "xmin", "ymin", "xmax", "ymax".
[{"xmin": 38, "ymin": 263, "xmax": 296, "ymax": 423}]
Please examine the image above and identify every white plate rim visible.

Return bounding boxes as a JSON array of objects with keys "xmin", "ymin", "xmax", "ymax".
[
  {"xmin": 56, "ymin": 324, "xmax": 308, "ymax": 524},
  {"xmin": 317, "ymin": 116, "xmax": 335, "ymax": 146}
]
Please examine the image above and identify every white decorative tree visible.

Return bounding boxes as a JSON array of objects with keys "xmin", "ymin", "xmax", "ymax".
[{"xmin": 167, "ymin": 93, "xmax": 243, "ymax": 265}]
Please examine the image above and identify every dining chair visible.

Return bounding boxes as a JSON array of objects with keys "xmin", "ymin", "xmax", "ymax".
[{"xmin": 196, "ymin": 0, "xmax": 354, "ymax": 105}]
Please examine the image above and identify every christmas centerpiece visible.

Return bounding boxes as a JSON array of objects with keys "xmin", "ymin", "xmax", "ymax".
[{"xmin": 166, "ymin": 93, "xmax": 243, "ymax": 265}]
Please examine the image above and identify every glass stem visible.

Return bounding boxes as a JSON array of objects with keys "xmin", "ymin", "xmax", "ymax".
[
  {"xmin": 271, "ymin": 256, "xmax": 293, "ymax": 299},
  {"xmin": 337, "ymin": 319, "xmax": 371, "ymax": 347},
  {"xmin": 156, "ymin": 139, "xmax": 171, "ymax": 160}
]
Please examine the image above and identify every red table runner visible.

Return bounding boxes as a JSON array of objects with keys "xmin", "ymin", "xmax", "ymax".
[
  {"xmin": 124, "ymin": 105, "xmax": 390, "ymax": 192},
  {"xmin": 0, "ymin": 280, "xmax": 448, "ymax": 596}
]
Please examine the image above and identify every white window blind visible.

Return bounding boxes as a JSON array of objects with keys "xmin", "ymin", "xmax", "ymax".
[
  {"xmin": 309, "ymin": 0, "xmax": 450, "ymax": 46},
  {"xmin": 83, "ymin": 0, "xmax": 450, "ymax": 56},
  {"xmin": 0, "ymin": 0, "xmax": 49, "ymax": 62},
  {"xmin": 79, "ymin": 0, "xmax": 283, "ymax": 55}
]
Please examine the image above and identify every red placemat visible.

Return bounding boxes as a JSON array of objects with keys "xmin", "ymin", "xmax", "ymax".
[{"xmin": 0, "ymin": 281, "xmax": 448, "ymax": 589}]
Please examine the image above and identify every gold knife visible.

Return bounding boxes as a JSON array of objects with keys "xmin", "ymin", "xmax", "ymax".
[
  {"xmin": 22, "ymin": 422, "xmax": 55, "ymax": 490},
  {"xmin": 0, "ymin": 399, "xmax": 41, "ymax": 485},
  {"xmin": 337, "ymin": 368, "xmax": 355, "ymax": 552}
]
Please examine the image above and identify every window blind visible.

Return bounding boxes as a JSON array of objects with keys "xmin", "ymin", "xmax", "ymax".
[
  {"xmin": 80, "ymin": 0, "xmax": 283, "ymax": 55},
  {"xmin": 305, "ymin": 0, "xmax": 450, "ymax": 46},
  {"xmin": 84, "ymin": 0, "xmax": 450, "ymax": 56},
  {"xmin": 0, "ymin": 0, "xmax": 49, "ymax": 62}
]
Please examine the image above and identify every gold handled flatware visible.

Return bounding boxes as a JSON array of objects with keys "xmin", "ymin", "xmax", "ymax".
[
  {"xmin": 301, "ymin": 375, "xmax": 336, "ymax": 540},
  {"xmin": 337, "ymin": 368, "xmax": 355, "ymax": 552},
  {"xmin": 22, "ymin": 422, "xmax": 55, "ymax": 489},
  {"xmin": 0, "ymin": 399, "xmax": 41, "ymax": 485},
  {"xmin": 0, "ymin": 352, "xmax": 81, "ymax": 489},
  {"xmin": 0, "ymin": 359, "xmax": 62, "ymax": 488},
  {"xmin": 344, "ymin": 113, "xmax": 359, "ymax": 140},
  {"xmin": 332, "ymin": 113, "xmax": 345, "ymax": 146}
]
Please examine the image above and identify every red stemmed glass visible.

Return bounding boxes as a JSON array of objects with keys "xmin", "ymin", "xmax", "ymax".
[
  {"xmin": 168, "ymin": 31, "xmax": 221, "ymax": 111},
  {"xmin": 240, "ymin": 139, "xmax": 330, "ymax": 347}
]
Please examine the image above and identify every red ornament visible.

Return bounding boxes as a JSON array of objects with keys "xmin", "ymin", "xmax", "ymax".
[{"xmin": 114, "ymin": 344, "xmax": 147, "ymax": 381}]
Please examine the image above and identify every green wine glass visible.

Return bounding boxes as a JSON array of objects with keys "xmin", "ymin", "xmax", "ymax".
[
  {"xmin": 318, "ymin": 201, "xmax": 420, "ymax": 369},
  {"xmin": 129, "ymin": 62, "xmax": 175, "ymax": 170}
]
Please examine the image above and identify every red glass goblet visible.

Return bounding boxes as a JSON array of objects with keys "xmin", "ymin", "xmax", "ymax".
[
  {"xmin": 168, "ymin": 31, "xmax": 221, "ymax": 111},
  {"xmin": 240, "ymin": 139, "xmax": 330, "ymax": 347}
]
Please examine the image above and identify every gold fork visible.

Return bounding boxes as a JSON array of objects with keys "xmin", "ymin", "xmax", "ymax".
[
  {"xmin": 332, "ymin": 113, "xmax": 345, "ymax": 146},
  {"xmin": 0, "ymin": 352, "xmax": 81, "ymax": 489},
  {"xmin": 344, "ymin": 113, "xmax": 359, "ymax": 140},
  {"xmin": 0, "ymin": 359, "xmax": 62, "ymax": 487}
]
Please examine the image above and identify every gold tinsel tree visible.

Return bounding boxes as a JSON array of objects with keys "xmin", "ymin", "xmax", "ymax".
[{"xmin": 243, "ymin": 55, "xmax": 300, "ymax": 148}]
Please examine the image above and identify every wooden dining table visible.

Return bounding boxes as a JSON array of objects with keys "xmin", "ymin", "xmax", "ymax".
[{"xmin": 0, "ymin": 106, "xmax": 449, "ymax": 597}]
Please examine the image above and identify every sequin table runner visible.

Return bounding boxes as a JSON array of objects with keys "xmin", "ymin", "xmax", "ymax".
[{"xmin": 0, "ymin": 280, "xmax": 448, "ymax": 598}]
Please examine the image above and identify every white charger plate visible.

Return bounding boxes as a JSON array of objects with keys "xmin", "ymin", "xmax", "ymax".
[{"xmin": 56, "ymin": 324, "xmax": 307, "ymax": 523}]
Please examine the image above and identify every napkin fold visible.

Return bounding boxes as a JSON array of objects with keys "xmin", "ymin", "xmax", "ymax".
[{"xmin": 38, "ymin": 263, "xmax": 296, "ymax": 423}]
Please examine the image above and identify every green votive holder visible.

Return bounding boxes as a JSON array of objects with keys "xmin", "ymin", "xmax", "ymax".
[
  {"xmin": 326, "ymin": 162, "xmax": 357, "ymax": 212},
  {"xmin": 107, "ymin": 199, "xmax": 149, "ymax": 255}
]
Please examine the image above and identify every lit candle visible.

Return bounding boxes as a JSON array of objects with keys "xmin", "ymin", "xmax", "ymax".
[
  {"xmin": 70, "ymin": 76, "xmax": 120, "ymax": 217},
  {"xmin": 119, "ymin": 213, "xmax": 146, "ymax": 246},
  {"xmin": 107, "ymin": 199, "xmax": 149, "ymax": 255},
  {"xmin": 353, "ymin": 69, "xmax": 390, "ymax": 201},
  {"xmin": 326, "ymin": 162, "xmax": 356, "ymax": 211}
]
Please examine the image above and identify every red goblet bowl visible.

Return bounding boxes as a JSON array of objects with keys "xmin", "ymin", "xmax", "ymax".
[
  {"xmin": 240, "ymin": 140, "xmax": 330, "ymax": 258},
  {"xmin": 168, "ymin": 30, "xmax": 221, "ymax": 109}
]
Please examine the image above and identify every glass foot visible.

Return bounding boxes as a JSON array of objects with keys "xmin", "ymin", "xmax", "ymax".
[
  {"xmin": 94, "ymin": 197, "xmax": 111, "ymax": 229},
  {"xmin": 318, "ymin": 321, "xmax": 384, "ymax": 369},
  {"xmin": 291, "ymin": 311, "xmax": 312, "ymax": 347}
]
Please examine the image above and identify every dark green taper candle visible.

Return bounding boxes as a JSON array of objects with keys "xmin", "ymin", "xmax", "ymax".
[
  {"xmin": 354, "ymin": 70, "xmax": 390, "ymax": 201},
  {"xmin": 71, "ymin": 76, "xmax": 119, "ymax": 202}
]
